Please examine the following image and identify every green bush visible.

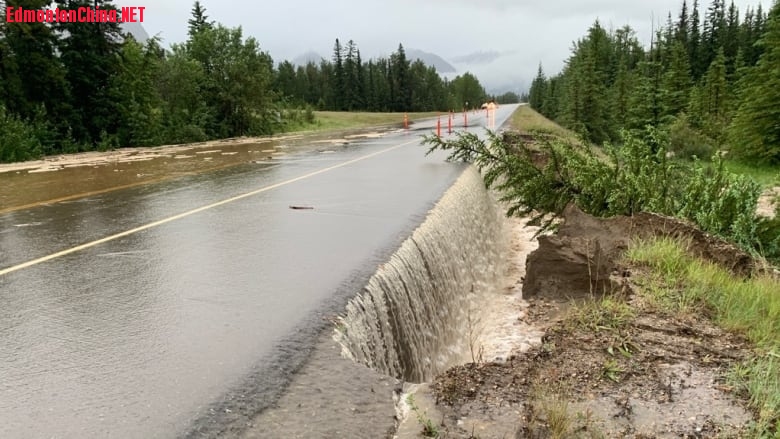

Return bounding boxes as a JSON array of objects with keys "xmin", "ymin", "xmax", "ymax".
[
  {"xmin": 668, "ymin": 113, "xmax": 716, "ymax": 160},
  {"xmin": 0, "ymin": 106, "xmax": 43, "ymax": 163},
  {"xmin": 423, "ymin": 126, "xmax": 772, "ymax": 260}
]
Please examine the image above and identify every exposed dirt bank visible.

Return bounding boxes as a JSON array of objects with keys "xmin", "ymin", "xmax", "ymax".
[{"xmin": 395, "ymin": 207, "xmax": 759, "ymax": 439}]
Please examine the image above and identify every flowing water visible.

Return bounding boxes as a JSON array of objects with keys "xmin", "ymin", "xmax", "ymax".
[{"xmin": 334, "ymin": 167, "xmax": 508, "ymax": 383}]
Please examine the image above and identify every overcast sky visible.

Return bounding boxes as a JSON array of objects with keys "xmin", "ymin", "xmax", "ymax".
[{"xmin": 114, "ymin": 0, "xmax": 763, "ymax": 92}]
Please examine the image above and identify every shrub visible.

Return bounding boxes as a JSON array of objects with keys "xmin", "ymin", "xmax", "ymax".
[
  {"xmin": 668, "ymin": 113, "xmax": 716, "ymax": 160},
  {"xmin": 0, "ymin": 106, "xmax": 43, "ymax": 163},
  {"xmin": 423, "ymin": 127, "xmax": 771, "ymax": 260}
]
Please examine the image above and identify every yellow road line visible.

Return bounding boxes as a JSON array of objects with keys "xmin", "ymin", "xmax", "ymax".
[{"xmin": 0, "ymin": 139, "xmax": 417, "ymax": 277}]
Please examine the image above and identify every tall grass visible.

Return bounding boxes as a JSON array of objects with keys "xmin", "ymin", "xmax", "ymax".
[
  {"xmin": 306, "ymin": 111, "xmax": 440, "ymax": 132},
  {"xmin": 627, "ymin": 237, "xmax": 780, "ymax": 436},
  {"xmin": 508, "ymin": 105, "xmax": 577, "ymax": 141}
]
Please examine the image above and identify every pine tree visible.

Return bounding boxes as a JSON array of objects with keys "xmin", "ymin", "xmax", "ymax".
[
  {"xmin": 611, "ymin": 60, "xmax": 634, "ymax": 128},
  {"xmin": 628, "ymin": 61, "xmax": 664, "ymax": 132},
  {"xmin": 2, "ymin": 0, "xmax": 72, "ymax": 151},
  {"xmin": 701, "ymin": 0, "xmax": 726, "ymax": 70},
  {"xmin": 728, "ymin": 1, "xmax": 780, "ymax": 163},
  {"xmin": 662, "ymin": 41, "xmax": 693, "ymax": 119},
  {"xmin": 187, "ymin": 1, "xmax": 213, "ymax": 38},
  {"xmin": 724, "ymin": 1, "xmax": 740, "ymax": 73},
  {"xmin": 529, "ymin": 63, "xmax": 547, "ymax": 111},
  {"xmin": 690, "ymin": 0, "xmax": 704, "ymax": 78},
  {"xmin": 390, "ymin": 44, "xmax": 411, "ymax": 111},
  {"xmin": 331, "ymin": 39, "xmax": 345, "ymax": 110},
  {"xmin": 700, "ymin": 48, "xmax": 730, "ymax": 142},
  {"xmin": 54, "ymin": 0, "xmax": 124, "ymax": 145},
  {"xmin": 677, "ymin": 0, "xmax": 690, "ymax": 45}
]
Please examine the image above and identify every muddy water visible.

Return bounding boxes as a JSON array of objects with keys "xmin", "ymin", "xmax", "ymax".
[{"xmin": 0, "ymin": 130, "xmax": 394, "ymax": 213}]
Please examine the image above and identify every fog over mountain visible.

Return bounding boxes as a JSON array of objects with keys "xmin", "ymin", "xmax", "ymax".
[{"xmin": 114, "ymin": 0, "xmax": 759, "ymax": 93}]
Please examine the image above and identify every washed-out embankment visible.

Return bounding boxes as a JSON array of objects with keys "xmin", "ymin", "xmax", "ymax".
[{"xmin": 206, "ymin": 165, "xmax": 529, "ymax": 438}]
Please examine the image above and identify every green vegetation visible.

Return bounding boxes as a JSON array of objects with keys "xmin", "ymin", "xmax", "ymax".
[
  {"xmin": 528, "ymin": 0, "xmax": 780, "ymax": 166},
  {"xmin": 406, "ymin": 394, "xmax": 440, "ymax": 438},
  {"xmin": 423, "ymin": 126, "xmax": 779, "ymax": 261},
  {"xmin": 0, "ymin": 1, "xmax": 494, "ymax": 163},
  {"xmin": 508, "ymin": 105, "xmax": 577, "ymax": 141},
  {"xmin": 627, "ymin": 237, "xmax": 780, "ymax": 436},
  {"xmin": 305, "ymin": 111, "xmax": 439, "ymax": 132}
]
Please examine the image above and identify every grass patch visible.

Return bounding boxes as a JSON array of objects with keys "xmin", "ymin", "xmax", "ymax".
[
  {"xmin": 304, "ymin": 111, "xmax": 440, "ymax": 132},
  {"xmin": 527, "ymin": 383, "xmax": 606, "ymax": 438},
  {"xmin": 723, "ymin": 160, "xmax": 780, "ymax": 189},
  {"xmin": 568, "ymin": 295, "xmax": 636, "ymax": 333},
  {"xmin": 626, "ymin": 237, "xmax": 780, "ymax": 436},
  {"xmin": 406, "ymin": 394, "xmax": 440, "ymax": 438},
  {"xmin": 530, "ymin": 384, "xmax": 572, "ymax": 439},
  {"xmin": 508, "ymin": 105, "xmax": 577, "ymax": 141}
]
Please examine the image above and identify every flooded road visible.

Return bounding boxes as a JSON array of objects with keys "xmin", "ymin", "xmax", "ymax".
[{"xmin": 0, "ymin": 105, "xmax": 519, "ymax": 438}]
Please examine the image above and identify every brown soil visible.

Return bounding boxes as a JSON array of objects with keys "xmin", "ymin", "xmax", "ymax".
[
  {"xmin": 400, "ymin": 207, "xmax": 758, "ymax": 439},
  {"xmin": 428, "ymin": 292, "xmax": 753, "ymax": 438},
  {"xmin": 523, "ymin": 205, "xmax": 754, "ymax": 301},
  {"xmin": 757, "ymin": 187, "xmax": 779, "ymax": 218}
]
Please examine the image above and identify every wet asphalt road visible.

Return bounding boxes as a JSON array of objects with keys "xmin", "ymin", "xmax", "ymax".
[{"xmin": 0, "ymin": 105, "xmax": 520, "ymax": 438}]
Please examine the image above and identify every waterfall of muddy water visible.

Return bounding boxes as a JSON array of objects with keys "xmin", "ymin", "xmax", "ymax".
[{"xmin": 334, "ymin": 166, "xmax": 507, "ymax": 383}]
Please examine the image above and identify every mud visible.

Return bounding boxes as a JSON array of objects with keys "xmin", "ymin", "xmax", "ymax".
[
  {"xmin": 523, "ymin": 205, "xmax": 755, "ymax": 300},
  {"xmin": 0, "ymin": 128, "xmax": 397, "ymax": 214},
  {"xmin": 395, "ymin": 207, "xmax": 758, "ymax": 439}
]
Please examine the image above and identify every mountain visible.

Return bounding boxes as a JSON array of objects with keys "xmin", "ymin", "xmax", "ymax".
[
  {"xmin": 292, "ymin": 51, "xmax": 325, "ymax": 66},
  {"xmin": 406, "ymin": 49, "xmax": 456, "ymax": 73},
  {"xmin": 120, "ymin": 21, "xmax": 149, "ymax": 43}
]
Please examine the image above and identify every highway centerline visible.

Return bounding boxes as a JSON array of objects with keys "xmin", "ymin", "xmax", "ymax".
[{"xmin": 0, "ymin": 139, "xmax": 418, "ymax": 277}]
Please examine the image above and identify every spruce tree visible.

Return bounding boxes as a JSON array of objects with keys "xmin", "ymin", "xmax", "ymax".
[
  {"xmin": 728, "ymin": 1, "xmax": 780, "ymax": 163},
  {"xmin": 662, "ymin": 41, "xmax": 694, "ymax": 119},
  {"xmin": 331, "ymin": 39, "xmax": 345, "ymax": 110},
  {"xmin": 690, "ymin": 0, "xmax": 704, "ymax": 78},
  {"xmin": 187, "ymin": 1, "xmax": 213, "ymax": 38},
  {"xmin": 529, "ymin": 63, "xmax": 547, "ymax": 111}
]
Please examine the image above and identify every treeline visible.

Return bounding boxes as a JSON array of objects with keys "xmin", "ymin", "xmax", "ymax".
[
  {"xmin": 276, "ymin": 39, "xmax": 492, "ymax": 113},
  {"xmin": 528, "ymin": 0, "xmax": 780, "ymax": 164},
  {"xmin": 0, "ymin": 1, "xmax": 495, "ymax": 163}
]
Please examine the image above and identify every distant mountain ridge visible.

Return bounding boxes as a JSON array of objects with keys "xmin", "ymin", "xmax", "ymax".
[
  {"xmin": 288, "ymin": 48, "xmax": 523, "ymax": 93},
  {"xmin": 405, "ymin": 49, "xmax": 456, "ymax": 73},
  {"xmin": 290, "ymin": 48, "xmax": 456, "ymax": 73}
]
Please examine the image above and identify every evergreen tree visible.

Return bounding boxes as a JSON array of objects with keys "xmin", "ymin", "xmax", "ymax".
[
  {"xmin": 724, "ymin": 1, "xmax": 741, "ymax": 72},
  {"xmin": 628, "ymin": 61, "xmax": 664, "ymax": 132},
  {"xmin": 700, "ymin": 48, "xmax": 730, "ymax": 141},
  {"xmin": 187, "ymin": 1, "xmax": 213, "ymax": 38},
  {"xmin": 729, "ymin": 1, "xmax": 780, "ymax": 163},
  {"xmin": 331, "ymin": 39, "xmax": 345, "ymax": 110},
  {"xmin": 390, "ymin": 44, "xmax": 412, "ymax": 111},
  {"xmin": 2, "ymin": 0, "xmax": 72, "ymax": 151},
  {"xmin": 690, "ymin": 0, "xmax": 704, "ymax": 78},
  {"xmin": 54, "ymin": 0, "xmax": 124, "ymax": 145},
  {"xmin": 529, "ymin": 63, "xmax": 547, "ymax": 111},
  {"xmin": 662, "ymin": 41, "xmax": 693, "ymax": 119},
  {"xmin": 274, "ymin": 60, "xmax": 298, "ymax": 103},
  {"xmin": 611, "ymin": 60, "xmax": 634, "ymax": 128},
  {"xmin": 677, "ymin": 0, "xmax": 690, "ymax": 45},
  {"xmin": 701, "ymin": 0, "xmax": 726, "ymax": 70}
]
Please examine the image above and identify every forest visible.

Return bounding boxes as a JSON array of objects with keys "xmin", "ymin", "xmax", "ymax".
[
  {"xmin": 0, "ymin": 1, "xmax": 507, "ymax": 163},
  {"xmin": 528, "ymin": 0, "xmax": 780, "ymax": 165}
]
